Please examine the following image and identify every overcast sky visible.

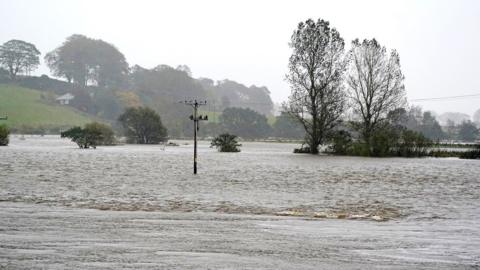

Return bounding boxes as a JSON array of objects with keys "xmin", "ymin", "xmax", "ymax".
[{"xmin": 1, "ymin": 0, "xmax": 479, "ymax": 115}]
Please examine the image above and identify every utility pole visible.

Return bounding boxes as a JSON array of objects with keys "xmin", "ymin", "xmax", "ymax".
[{"xmin": 183, "ymin": 100, "xmax": 208, "ymax": 174}]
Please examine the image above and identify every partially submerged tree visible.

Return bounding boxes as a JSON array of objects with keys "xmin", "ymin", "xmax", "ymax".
[
  {"xmin": 211, "ymin": 133, "xmax": 241, "ymax": 152},
  {"xmin": 285, "ymin": 18, "xmax": 347, "ymax": 154},
  {"xmin": 84, "ymin": 122, "xmax": 115, "ymax": 145},
  {"xmin": 61, "ymin": 126, "xmax": 99, "ymax": 149},
  {"xmin": 0, "ymin": 39, "xmax": 40, "ymax": 80},
  {"xmin": 0, "ymin": 124, "xmax": 10, "ymax": 146},
  {"xmin": 61, "ymin": 122, "xmax": 115, "ymax": 148},
  {"xmin": 118, "ymin": 107, "xmax": 167, "ymax": 144},
  {"xmin": 346, "ymin": 39, "xmax": 406, "ymax": 154}
]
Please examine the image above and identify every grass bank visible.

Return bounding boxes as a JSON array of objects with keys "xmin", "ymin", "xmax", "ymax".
[{"xmin": 0, "ymin": 84, "xmax": 94, "ymax": 132}]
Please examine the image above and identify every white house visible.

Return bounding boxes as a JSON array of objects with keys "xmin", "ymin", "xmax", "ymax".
[{"xmin": 56, "ymin": 93, "xmax": 75, "ymax": 105}]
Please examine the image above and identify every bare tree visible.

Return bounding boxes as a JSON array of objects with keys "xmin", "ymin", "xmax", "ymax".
[
  {"xmin": 285, "ymin": 18, "xmax": 347, "ymax": 154},
  {"xmin": 346, "ymin": 39, "xmax": 406, "ymax": 152}
]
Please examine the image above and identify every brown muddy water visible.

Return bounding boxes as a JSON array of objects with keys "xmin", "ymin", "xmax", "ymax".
[{"xmin": 0, "ymin": 136, "xmax": 479, "ymax": 269}]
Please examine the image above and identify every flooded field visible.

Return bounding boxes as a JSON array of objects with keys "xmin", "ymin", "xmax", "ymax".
[{"xmin": 1, "ymin": 136, "xmax": 479, "ymax": 269}]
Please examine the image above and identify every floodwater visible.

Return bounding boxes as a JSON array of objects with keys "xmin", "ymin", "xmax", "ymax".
[{"xmin": 1, "ymin": 136, "xmax": 479, "ymax": 269}]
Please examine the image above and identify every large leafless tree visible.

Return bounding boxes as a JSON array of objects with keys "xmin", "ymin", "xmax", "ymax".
[
  {"xmin": 346, "ymin": 39, "xmax": 406, "ymax": 151},
  {"xmin": 285, "ymin": 18, "xmax": 347, "ymax": 154}
]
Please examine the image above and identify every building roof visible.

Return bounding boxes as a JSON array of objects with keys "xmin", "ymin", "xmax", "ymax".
[{"xmin": 56, "ymin": 93, "xmax": 75, "ymax": 101}]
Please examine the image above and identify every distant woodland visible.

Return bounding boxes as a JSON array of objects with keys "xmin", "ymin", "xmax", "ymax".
[
  {"xmin": 0, "ymin": 34, "xmax": 479, "ymax": 144},
  {"xmin": 0, "ymin": 35, "xmax": 274, "ymax": 137}
]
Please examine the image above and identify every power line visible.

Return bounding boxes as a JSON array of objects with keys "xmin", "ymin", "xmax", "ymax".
[
  {"xmin": 409, "ymin": 93, "xmax": 480, "ymax": 102},
  {"xmin": 174, "ymin": 93, "xmax": 480, "ymax": 106}
]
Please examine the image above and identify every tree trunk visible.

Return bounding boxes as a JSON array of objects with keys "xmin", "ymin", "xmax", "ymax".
[
  {"xmin": 309, "ymin": 140, "xmax": 319, "ymax": 154},
  {"xmin": 8, "ymin": 65, "xmax": 17, "ymax": 80},
  {"xmin": 363, "ymin": 124, "xmax": 372, "ymax": 156},
  {"xmin": 309, "ymin": 90, "xmax": 319, "ymax": 154}
]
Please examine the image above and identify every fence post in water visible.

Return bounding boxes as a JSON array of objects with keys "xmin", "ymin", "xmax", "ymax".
[{"xmin": 183, "ymin": 99, "xmax": 208, "ymax": 174}]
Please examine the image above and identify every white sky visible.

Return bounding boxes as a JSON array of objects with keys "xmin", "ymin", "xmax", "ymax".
[{"xmin": 1, "ymin": 0, "xmax": 479, "ymax": 115}]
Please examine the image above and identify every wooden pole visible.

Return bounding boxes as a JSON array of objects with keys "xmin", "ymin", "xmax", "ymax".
[
  {"xmin": 182, "ymin": 100, "xmax": 207, "ymax": 174},
  {"xmin": 193, "ymin": 101, "xmax": 198, "ymax": 174}
]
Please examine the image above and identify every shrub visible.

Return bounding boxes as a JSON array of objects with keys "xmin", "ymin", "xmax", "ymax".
[
  {"xmin": 428, "ymin": 150, "xmax": 462, "ymax": 158},
  {"xmin": 84, "ymin": 122, "xmax": 115, "ymax": 145},
  {"xmin": 395, "ymin": 130, "xmax": 432, "ymax": 157},
  {"xmin": 211, "ymin": 133, "xmax": 241, "ymax": 152},
  {"xmin": 293, "ymin": 147, "xmax": 311, "ymax": 153},
  {"xmin": 61, "ymin": 122, "xmax": 115, "ymax": 148},
  {"xmin": 459, "ymin": 145, "xmax": 480, "ymax": 159},
  {"xmin": 370, "ymin": 127, "xmax": 398, "ymax": 157},
  {"xmin": 327, "ymin": 124, "xmax": 432, "ymax": 157},
  {"xmin": 118, "ymin": 107, "xmax": 167, "ymax": 144},
  {"xmin": 61, "ymin": 127, "xmax": 90, "ymax": 148},
  {"xmin": 350, "ymin": 142, "xmax": 370, "ymax": 156},
  {"xmin": 0, "ymin": 124, "xmax": 9, "ymax": 146},
  {"xmin": 328, "ymin": 130, "xmax": 353, "ymax": 155}
]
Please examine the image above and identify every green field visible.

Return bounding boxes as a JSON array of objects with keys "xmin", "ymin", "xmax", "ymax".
[{"xmin": 0, "ymin": 84, "xmax": 94, "ymax": 130}]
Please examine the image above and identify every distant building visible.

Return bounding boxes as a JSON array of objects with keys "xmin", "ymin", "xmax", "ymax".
[{"xmin": 56, "ymin": 93, "xmax": 75, "ymax": 105}]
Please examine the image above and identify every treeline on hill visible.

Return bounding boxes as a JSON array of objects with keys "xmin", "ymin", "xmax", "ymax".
[
  {"xmin": 388, "ymin": 106, "xmax": 479, "ymax": 142},
  {"xmin": 0, "ymin": 35, "xmax": 273, "ymax": 137},
  {"xmin": 1, "ymin": 31, "xmax": 478, "ymax": 153}
]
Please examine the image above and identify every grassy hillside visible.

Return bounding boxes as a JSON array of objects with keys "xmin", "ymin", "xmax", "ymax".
[{"xmin": 0, "ymin": 84, "xmax": 94, "ymax": 131}]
